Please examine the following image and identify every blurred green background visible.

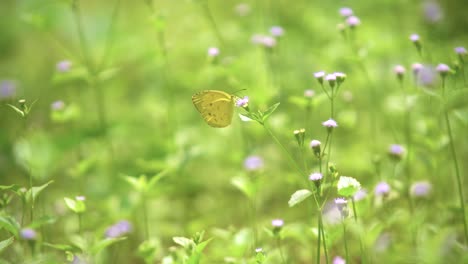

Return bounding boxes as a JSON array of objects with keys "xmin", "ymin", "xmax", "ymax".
[{"xmin": 1, "ymin": 0, "xmax": 468, "ymax": 263}]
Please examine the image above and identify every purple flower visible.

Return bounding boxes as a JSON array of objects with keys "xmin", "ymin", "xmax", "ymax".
[
  {"xmin": 271, "ymin": 219, "xmax": 284, "ymax": 227},
  {"xmin": 333, "ymin": 72, "xmax": 347, "ymax": 83},
  {"xmin": 418, "ymin": 65, "xmax": 436, "ymax": 87},
  {"xmin": 244, "ymin": 155, "xmax": 264, "ymax": 171},
  {"xmin": 353, "ymin": 189, "xmax": 367, "ymax": 201},
  {"xmin": 309, "ymin": 172, "xmax": 323, "ymax": 181},
  {"xmin": 51, "ymin": 100, "xmax": 65, "ymax": 111},
  {"xmin": 436, "ymin": 63, "xmax": 450, "ymax": 75},
  {"xmin": 394, "ymin": 65, "xmax": 406, "ymax": 76},
  {"xmin": 374, "ymin": 232, "xmax": 392, "ymax": 252},
  {"xmin": 322, "ymin": 119, "xmax": 338, "ymax": 128},
  {"xmin": 304, "ymin": 89, "xmax": 315, "ymax": 98},
  {"xmin": 105, "ymin": 220, "xmax": 132, "ymax": 238},
  {"xmin": 207, "ymin": 47, "xmax": 219, "ymax": 57},
  {"xmin": 310, "ymin": 140, "xmax": 321, "ymax": 148},
  {"xmin": 410, "ymin": 181, "xmax": 432, "ymax": 198},
  {"xmin": 0, "ymin": 80, "xmax": 16, "ymax": 99},
  {"xmin": 261, "ymin": 36, "xmax": 276, "ymax": 48},
  {"xmin": 389, "ymin": 144, "xmax": 405, "ymax": 158},
  {"xmin": 339, "ymin": 7, "xmax": 353, "ymax": 17},
  {"xmin": 236, "ymin": 96, "xmax": 249, "ymax": 108},
  {"xmin": 455, "ymin": 47, "xmax": 467, "ymax": 56},
  {"xmin": 423, "ymin": 1, "xmax": 443, "ymax": 23},
  {"xmin": 410, "ymin": 34, "xmax": 420, "ymax": 43},
  {"xmin": 375, "ymin": 182, "xmax": 391, "ymax": 196},
  {"xmin": 333, "ymin": 256, "xmax": 346, "ymax": 264},
  {"xmin": 20, "ymin": 228, "xmax": 37, "ymax": 240},
  {"xmin": 56, "ymin": 60, "xmax": 72, "ymax": 73},
  {"xmin": 270, "ymin": 26, "xmax": 284, "ymax": 37},
  {"xmin": 334, "ymin": 197, "xmax": 347, "ymax": 206},
  {"xmin": 346, "ymin": 16, "xmax": 361, "ymax": 27},
  {"xmin": 412, "ymin": 63, "xmax": 424, "ymax": 75}
]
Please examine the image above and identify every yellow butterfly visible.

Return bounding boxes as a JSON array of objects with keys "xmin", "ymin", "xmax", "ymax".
[{"xmin": 192, "ymin": 90, "xmax": 235, "ymax": 128}]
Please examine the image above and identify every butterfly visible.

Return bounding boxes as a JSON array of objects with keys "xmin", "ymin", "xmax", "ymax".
[{"xmin": 192, "ymin": 90, "xmax": 235, "ymax": 128}]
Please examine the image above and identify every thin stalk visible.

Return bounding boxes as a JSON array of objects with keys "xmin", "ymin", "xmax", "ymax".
[
  {"xmin": 442, "ymin": 78, "xmax": 468, "ymax": 243},
  {"xmin": 352, "ymin": 198, "xmax": 366, "ymax": 263},
  {"xmin": 251, "ymin": 185, "xmax": 258, "ymax": 248},
  {"xmin": 320, "ymin": 215, "xmax": 329, "ymax": 264},
  {"xmin": 200, "ymin": 1, "xmax": 225, "ymax": 48},
  {"xmin": 78, "ymin": 213, "xmax": 82, "ymax": 235},
  {"xmin": 277, "ymin": 238, "xmax": 286, "ymax": 264},
  {"xmin": 343, "ymin": 222, "xmax": 349, "ymax": 263},
  {"xmin": 142, "ymin": 194, "xmax": 149, "ymax": 240},
  {"xmin": 316, "ymin": 212, "xmax": 321, "ymax": 264}
]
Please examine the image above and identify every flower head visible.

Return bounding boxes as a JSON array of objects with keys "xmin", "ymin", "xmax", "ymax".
[
  {"xmin": 322, "ymin": 119, "xmax": 338, "ymax": 128},
  {"xmin": 337, "ymin": 176, "xmax": 361, "ymax": 196},
  {"xmin": 261, "ymin": 36, "xmax": 276, "ymax": 48},
  {"xmin": 0, "ymin": 80, "xmax": 16, "ymax": 100},
  {"xmin": 436, "ymin": 63, "xmax": 450, "ymax": 77},
  {"xmin": 455, "ymin": 47, "xmax": 467, "ymax": 56},
  {"xmin": 235, "ymin": 3, "xmax": 251, "ymax": 16},
  {"xmin": 270, "ymin": 26, "xmax": 284, "ymax": 37},
  {"xmin": 339, "ymin": 7, "xmax": 353, "ymax": 17},
  {"xmin": 353, "ymin": 189, "xmax": 367, "ymax": 201},
  {"xmin": 346, "ymin": 16, "xmax": 361, "ymax": 27},
  {"xmin": 334, "ymin": 72, "xmax": 347, "ymax": 84},
  {"xmin": 412, "ymin": 63, "xmax": 424, "ymax": 75},
  {"xmin": 394, "ymin": 65, "xmax": 406, "ymax": 79},
  {"xmin": 310, "ymin": 140, "xmax": 321, "ymax": 148},
  {"xmin": 314, "ymin": 71, "xmax": 326, "ymax": 85},
  {"xmin": 418, "ymin": 65, "xmax": 436, "ymax": 87},
  {"xmin": 309, "ymin": 172, "xmax": 323, "ymax": 181},
  {"xmin": 333, "ymin": 256, "xmax": 346, "ymax": 264},
  {"xmin": 244, "ymin": 155, "xmax": 264, "ymax": 171},
  {"xmin": 389, "ymin": 144, "xmax": 405, "ymax": 160},
  {"xmin": 423, "ymin": 1, "xmax": 442, "ymax": 23},
  {"xmin": 410, "ymin": 34, "xmax": 420, "ymax": 43},
  {"xmin": 255, "ymin": 248, "xmax": 263, "ymax": 253},
  {"xmin": 207, "ymin": 47, "xmax": 219, "ymax": 57},
  {"xmin": 56, "ymin": 60, "xmax": 72, "ymax": 73},
  {"xmin": 105, "ymin": 220, "xmax": 132, "ymax": 238},
  {"xmin": 20, "ymin": 228, "xmax": 37, "ymax": 240},
  {"xmin": 236, "ymin": 96, "xmax": 249, "ymax": 108},
  {"xmin": 375, "ymin": 181, "xmax": 391, "ymax": 196},
  {"xmin": 410, "ymin": 181, "xmax": 432, "ymax": 198},
  {"xmin": 76, "ymin": 195, "xmax": 86, "ymax": 201},
  {"xmin": 272, "ymin": 219, "xmax": 284, "ymax": 227}
]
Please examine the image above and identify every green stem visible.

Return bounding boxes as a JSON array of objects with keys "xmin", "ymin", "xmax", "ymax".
[
  {"xmin": 442, "ymin": 78, "xmax": 468, "ymax": 244},
  {"xmin": 142, "ymin": 194, "xmax": 149, "ymax": 240},
  {"xmin": 200, "ymin": 1, "xmax": 225, "ymax": 48},
  {"xmin": 343, "ymin": 222, "xmax": 349, "ymax": 263},
  {"xmin": 352, "ymin": 198, "xmax": 366, "ymax": 263},
  {"xmin": 277, "ymin": 237, "xmax": 286, "ymax": 264},
  {"xmin": 316, "ymin": 212, "xmax": 321, "ymax": 264},
  {"xmin": 251, "ymin": 183, "xmax": 258, "ymax": 249},
  {"xmin": 320, "ymin": 216, "xmax": 329, "ymax": 264},
  {"xmin": 78, "ymin": 213, "xmax": 82, "ymax": 235}
]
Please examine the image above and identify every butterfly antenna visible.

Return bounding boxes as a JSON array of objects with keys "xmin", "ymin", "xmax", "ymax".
[{"xmin": 231, "ymin": 88, "xmax": 247, "ymax": 96}]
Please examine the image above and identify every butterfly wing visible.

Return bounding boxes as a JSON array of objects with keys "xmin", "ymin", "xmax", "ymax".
[{"xmin": 192, "ymin": 90, "xmax": 234, "ymax": 128}]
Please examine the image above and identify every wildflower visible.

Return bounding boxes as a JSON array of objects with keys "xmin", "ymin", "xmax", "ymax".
[
  {"xmin": 236, "ymin": 96, "xmax": 249, "ymax": 108},
  {"xmin": 334, "ymin": 72, "xmax": 346, "ymax": 85},
  {"xmin": 309, "ymin": 172, "xmax": 323, "ymax": 181},
  {"xmin": 0, "ymin": 80, "xmax": 16, "ymax": 100},
  {"xmin": 353, "ymin": 189, "xmax": 367, "ymax": 201},
  {"xmin": 56, "ymin": 60, "xmax": 72, "ymax": 73},
  {"xmin": 335, "ymin": 198, "xmax": 349, "ymax": 218},
  {"xmin": 394, "ymin": 65, "xmax": 406, "ymax": 81},
  {"xmin": 339, "ymin": 7, "xmax": 353, "ymax": 17},
  {"xmin": 244, "ymin": 155, "xmax": 264, "ymax": 171},
  {"xmin": 436, "ymin": 63, "xmax": 450, "ymax": 77},
  {"xmin": 207, "ymin": 47, "xmax": 219, "ymax": 57},
  {"xmin": 314, "ymin": 71, "xmax": 326, "ymax": 85},
  {"xmin": 51, "ymin": 100, "xmax": 65, "ymax": 111},
  {"xmin": 423, "ymin": 1, "xmax": 443, "ymax": 23},
  {"xmin": 418, "ymin": 65, "xmax": 436, "ymax": 87},
  {"xmin": 410, "ymin": 181, "xmax": 432, "ymax": 198},
  {"xmin": 234, "ymin": 3, "xmax": 251, "ymax": 16},
  {"xmin": 374, "ymin": 181, "xmax": 391, "ymax": 196},
  {"xmin": 412, "ymin": 63, "xmax": 424, "ymax": 76},
  {"xmin": 271, "ymin": 219, "xmax": 284, "ymax": 228},
  {"xmin": 293, "ymin": 128, "xmax": 306, "ymax": 147},
  {"xmin": 75, "ymin": 195, "xmax": 86, "ymax": 201},
  {"xmin": 333, "ymin": 256, "xmax": 346, "ymax": 264},
  {"xmin": 388, "ymin": 144, "xmax": 405, "ymax": 160},
  {"xmin": 252, "ymin": 35, "xmax": 276, "ymax": 48},
  {"xmin": 374, "ymin": 232, "xmax": 392, "ymax": 252},
  {"xmin": 455, "ymin": 47, "xmax": 467, "ymax": 56},
  {"xmin": 105, "ymin": 220, "xmax": 132, "ymax": 238},
  {"xmin": 325, "ymin": 74, "xmax": 337, "ymax": 88},
  {"xmin": 310, "ymin": 140, "xmax": 321, "ymax": 157},
  {"xmin": 20, "ymin": 228, "xmax": 37, "ymax": 240},
  {"xmin": 255, "ymin": 248, "xmax": 263, "ymax": 253},
  {"xmin": 270, "ymin": 26, "xmax": 284, "ymax": 37},
  {"xmin": 346, "ymin": 16, "xmax": 361, "ymax": 27},
  {"xmin": 322, "ymin": 119, "xmax": 338, "ymax": 130},
  {"xmin": 304, "ymin": 89, "xmax": 315, "ymax": 98},
  {"xmin": 410, "ymin": 34, "xmax": 420, "ymax": 43}
]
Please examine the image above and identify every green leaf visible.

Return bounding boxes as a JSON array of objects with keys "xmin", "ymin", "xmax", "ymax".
[
  {"xmin": 0, "ymin": 216, "xmax": 20, "ymax": 237},
  {"xmin": 43, "ymin": 242, "xmax": 80, "ymax": 253},
  {"xmin": 173, "ymin": 236, "xmax": 193, "ymax": 249},
  {"xmin": 26, "ymin": 180, "xmax": 54, "ymax": 205},
  {"xmin": 147, "ymin": 169, "xmax": 171, "ymax": 190},
  {"xmin": 445, "ymin": 88, "xmax": 468, "ymax": 112},
  {"xmin": 261, "ymin": 102, "xmax": 280, "ymax": 122},
  {"xmin": 0, "ymin": 237, "xmax": 14, "ymax": 253},
  {"xmin": 238, "ymin": 113, "xmax": 254, "ymax": 122},
  {"xmin": 0, "ymin": 184, "xmax": 20, "ymax": 191},
  {"xmin": 29, "ymin": 215, "xmax": 56, "ymax": 229},
  {"xmin": 91, "ymin": 237, "xmax": 127, "ymax": 255},
  {"xmin": 288, "ymin": 189, "xmax": 312, "ymax": 207},
  {"xmin": 6, "ymin": 104, "xmax": 24, "ymax": 117},
  {"xmin": 64, "ymin": 197, "xmax": 86, "ymax": 214},
  {"xmin": 231, "ymin": 176, "xmax": 255, "ymax": 200},
  {"xmin": 337, "ymin": 176, "xmax": 361, "ymax": 197},
  {"xmin": 187, "ymin": 238, "xmax": 213, "ymax": 264}
]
